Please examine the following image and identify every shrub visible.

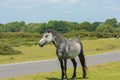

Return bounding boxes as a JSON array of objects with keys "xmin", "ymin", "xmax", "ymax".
[
  {"xmin": 0, "ymin": 45, "xmax": 22, "ymax": 55},
  {"xmin": 0, "ymin": 32, "xmax": 42, "ymax": 38}
]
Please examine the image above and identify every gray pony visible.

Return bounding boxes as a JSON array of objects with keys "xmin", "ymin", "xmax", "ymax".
[{"xmin": 39, "ymin": 29, "xmax": 87, "ymax": 80}]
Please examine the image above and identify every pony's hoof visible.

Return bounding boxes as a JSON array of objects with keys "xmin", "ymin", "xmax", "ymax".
[
  {"xmin": 83, "ymin": 75, "xmax": 87, "ymax": 78},
  {"xmin": 70, "ymin": 78, "xmax": 74, "ymax": 80},
  {"xmin": 61, "ymin": 79, "xmax": 68, "ymax": 80},
  {"xmin": 71, "ymin": 75, "xmax": 76, "ymax": 80}
]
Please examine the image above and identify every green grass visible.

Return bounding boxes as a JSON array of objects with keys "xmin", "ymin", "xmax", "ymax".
[
  {"xmin": 5, "ymin": 61, "xmax": 120, "ymax": 80},
  {"xmin": 0, "ymin": 45, "xmax": 56, "ymax": 64},
  {"xmin": 0, "ymin": 38, "xmax": 120, "ymax": 64},
  {"xmin": 83, "ymin": 38, "xmax": 120, "ymax": 55}
]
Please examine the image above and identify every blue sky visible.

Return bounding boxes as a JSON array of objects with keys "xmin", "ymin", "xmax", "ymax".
[{"xmin": 0, "ymin": 0, "xmax": 120, "ymax": 23}]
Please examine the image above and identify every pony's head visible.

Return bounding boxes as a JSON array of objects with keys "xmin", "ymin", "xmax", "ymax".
[{"xmin": 39, "ymin": 29, "xmax": 54, "ymax": 47}]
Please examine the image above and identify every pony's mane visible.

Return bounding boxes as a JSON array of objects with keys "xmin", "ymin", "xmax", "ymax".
[{"xmin": 46, "ymin": 29, "xmax": 60, "ymax": 37}]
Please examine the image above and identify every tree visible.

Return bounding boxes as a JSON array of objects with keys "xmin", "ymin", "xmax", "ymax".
[
  {"xmin": 47, "ymin": 20, "xmax": 68, "ymax": 33},
  {"xmin": 96, "ymin": 24, "xmax": 114, "ymax": 32},
  {"xmin": 118, "ymin": 23, "xmax": 120, "ymax": 28},
  {"xmin": 3, "ymin": 21, "xmax": 26, "ymax": 32},
  {"xmin": 105, "ymin": 18, "xmax": 118, "ymax": 28},
  {"xmin": 91, "ymin": 22, "xmax": 101, "ymax": 31},
  {"xmin": 65, "ymin": 22, "xmax": 79, "ymax": 31},
  {"xmin": 0, "ymin": 24, "xmax": 4, "ymax": 32},
  {"xmin": 37, "ymin": 23, "xmax": 48, "ymax": 33},
  {"xmin": 19, "ymin": 21, "xmax": 26, "ymax": 32},
  {"xmin": 27, "ymin": 23, "xmax": 41, "ymax": 33},
  {"xmin": 78, "ymin": 21, "xmax": 92, "ymax": 31}
]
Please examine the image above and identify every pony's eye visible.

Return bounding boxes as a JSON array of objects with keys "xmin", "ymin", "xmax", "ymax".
[{"xmin": 45, "ymin": 35, "xmax": 48, "ymax": 38}]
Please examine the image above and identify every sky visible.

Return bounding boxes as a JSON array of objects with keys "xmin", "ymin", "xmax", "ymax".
[{"xmin": 0, "ymin": 0, "xmax": 120, "ymax": 23}]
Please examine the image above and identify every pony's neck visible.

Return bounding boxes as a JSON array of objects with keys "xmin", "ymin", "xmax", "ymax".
[{"xmin": 52, "ymin": 34, "xmax": 66, "ymax": 48}]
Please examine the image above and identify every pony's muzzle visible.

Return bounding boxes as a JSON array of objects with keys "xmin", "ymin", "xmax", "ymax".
[
  {"xmin": 38, "ymin": 38, "xmax": 47, "ymax": 47},
  {"xmin": 39, "ymin": 43, "xmax": 44, "ymax": 47},
  {"xmin": 39, "ymin": 41, "xmax": 47, "ymax": 47}
]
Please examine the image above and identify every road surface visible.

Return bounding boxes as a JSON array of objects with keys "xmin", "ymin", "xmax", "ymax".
[{"xmin": 0, "ymin": 51, "xmax": 120, "ymax": 79}]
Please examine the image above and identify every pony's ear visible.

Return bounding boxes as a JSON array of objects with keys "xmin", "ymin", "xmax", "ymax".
[{"xmin": 46, "ymin": 29, "xmax": 50, "ymax": 33}]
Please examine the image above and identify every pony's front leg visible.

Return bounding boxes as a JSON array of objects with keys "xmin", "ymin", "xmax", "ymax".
[
  {"xmin": 58, "ymin": 58, "xmax": 64, "ymax": 80},
  {"xmin": 63, "ymin": 59, "xmax": 68, "ymax": 80},
  {"xmin": 58, "ymin": 58, "xmax": 68, "ymax": 80}
]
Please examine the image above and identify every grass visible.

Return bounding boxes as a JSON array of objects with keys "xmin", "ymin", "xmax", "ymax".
[
  {"xmin": 83, "ymin": 38, "xmax": 120, "ymax": 55},
  {"xmin": 0, "ymin": 45, "xmax": 56, "ymax": 64},
  {"xmin": 0, "ymin": 38, "xmax": 120, "ymax": 64},
  {"xmin": 5, "ymin": 61, "xmax": 120, "ymax": 80}
]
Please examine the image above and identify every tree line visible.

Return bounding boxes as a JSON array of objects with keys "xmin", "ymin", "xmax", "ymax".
[{"xmin": 0, "ymin": 18, "xmax": 120, "ymax": 37}]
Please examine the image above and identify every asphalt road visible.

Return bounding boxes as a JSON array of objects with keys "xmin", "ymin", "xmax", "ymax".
[{"xmin": 0, "ymin": 51, "xmax": 120, "ymax": 79}]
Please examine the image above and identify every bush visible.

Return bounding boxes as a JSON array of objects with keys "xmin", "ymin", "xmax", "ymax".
[
  {"xmin": 0, "ymin": 32, "xmax": 42, "ymax": 38},
  {"xmin": 0, "ymin": 45, "xmax": 22, "ymax": 55},
  {"xmin": 64, "ymin": 31, "xmax": 119, "ymax": 39}
]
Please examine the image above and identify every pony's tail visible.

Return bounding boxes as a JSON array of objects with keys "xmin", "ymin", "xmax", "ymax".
[{"xmin": 79, "ymin": 45, "xmax": 87, "ymax": 78}]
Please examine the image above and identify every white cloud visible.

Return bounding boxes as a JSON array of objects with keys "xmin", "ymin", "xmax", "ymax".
[
  {"xmin": 106, "ymin": 6, "xmax": 120, "ymax": 11},
  {"xmin": 0, "ymin": 0, "xmax": 83, "ymax": 10},
  {"xmin": 50, "ymin": 0, "xmax": 81, "ymax": 4},
  {"xmin": 68, "ymin": 0, "xmax": 80, "ymax": 4},
  {"xmin": 50, "ymin": 0, "xmax": 60, "ymax": 3},
  {"xmin": 0, "ymin": 0, "xmax": 47, "ymax": 10}
]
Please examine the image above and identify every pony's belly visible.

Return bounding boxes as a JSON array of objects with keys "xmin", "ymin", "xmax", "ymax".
[
  {"xmin": 66, "ymin": 42, "xmax": 81, "ymax": 59},
  {"xmin": 67, "ymin": 52, "xmax": 80, "ymax": 58},
  {"xmin": 66, "ymin": 49, "xmax": 80, "ymax": 59}
]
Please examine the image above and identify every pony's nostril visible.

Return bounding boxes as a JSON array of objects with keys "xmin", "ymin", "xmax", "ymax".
[
  {"xmin": 38, "ymin": 43, "xmax": 41, "ymax": 46},
  {"xmin": 39, "ymin": 43, "xmax": 44, "ymax": 47}
]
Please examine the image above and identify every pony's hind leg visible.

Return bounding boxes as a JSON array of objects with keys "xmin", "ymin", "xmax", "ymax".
[
  {"xmin": 78, "ymin": 49, "xmax": 87, "ymax": 78},
  {"xmin": 71, "ymin": 58, "xmax": 77, "ymax": 79}
]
